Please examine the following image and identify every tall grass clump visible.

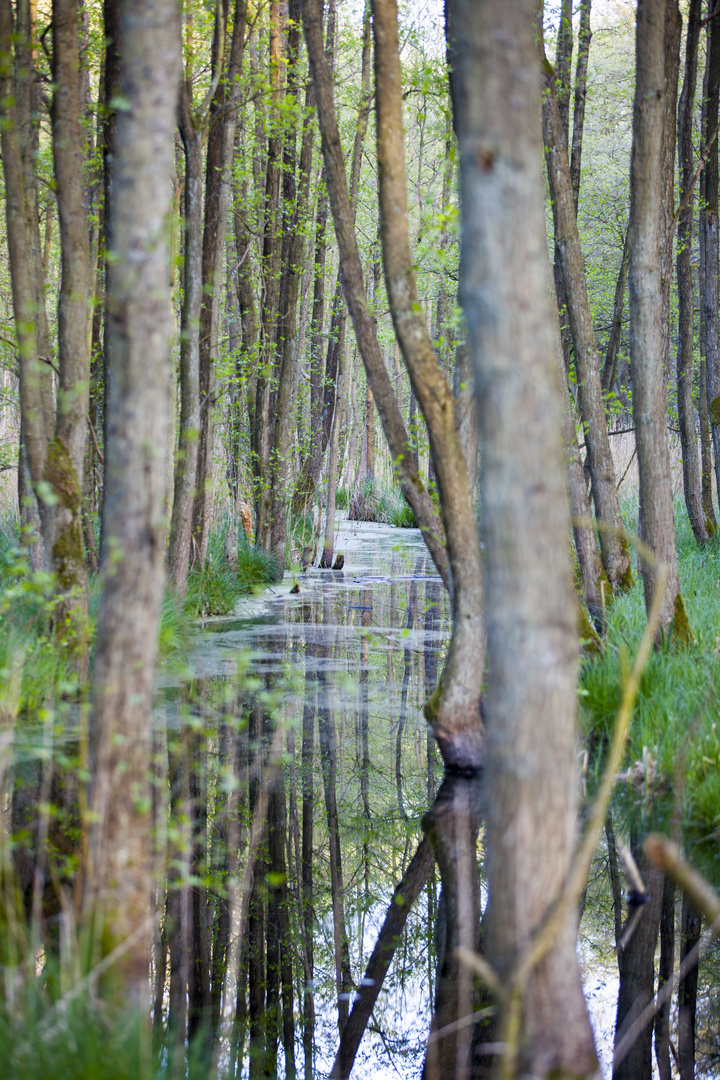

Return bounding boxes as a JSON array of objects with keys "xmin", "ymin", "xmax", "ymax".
[
  {"xmin": 185, "ymin": 523, "xmax": 282, "ymax": 619},
  {"xmin": 579, "ymin": 497, "xmax": 720, "ymax": 856},
  {"xmin": 347, "ymin": 477, "xmax": 416, "ymax": 527}
]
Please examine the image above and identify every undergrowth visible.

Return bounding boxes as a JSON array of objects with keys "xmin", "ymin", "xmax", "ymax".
[
  {"xmin": 345, "ymin": 477, "xmax": 417, "ymax": 528},
  {"xmin": 579, "ymin": 496, "xmax": 720, "ymax": 865},
  {"xmin": 184, "ymin": 522, "xmax": 282, "ymax": 619}
]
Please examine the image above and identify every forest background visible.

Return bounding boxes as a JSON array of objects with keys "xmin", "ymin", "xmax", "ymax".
[{"xmin": 2, "ymin": 0, "xmax": 720, "ymax": 1077}]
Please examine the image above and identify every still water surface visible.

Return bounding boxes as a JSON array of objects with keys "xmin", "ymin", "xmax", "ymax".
[{"xmin": 180, "ymin": 519, "xmax": 620, "ymax": 1078}]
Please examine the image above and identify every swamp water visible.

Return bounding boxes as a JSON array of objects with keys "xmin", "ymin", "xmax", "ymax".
[{"xmin": 157, "ymin": 519, "xmax": 689, "ymax": 1078}]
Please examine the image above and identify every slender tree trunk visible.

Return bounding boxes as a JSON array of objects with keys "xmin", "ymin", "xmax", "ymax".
[
  {"xmin": 542, "ymin": 60, "xmax": 632, "ymax": 594},
  {"xmin": 48, "ymin": 0, "xmax": 93, "ymax": 651},
  {"xmin": 192, "ymin": 0, "xmax": 248, "ymax": 565},
  {"xmin": 601, "ymin": 228, "xmax": 629, "ymax": 397},
  {"xmin": 455, "ymin": 0, "xmax": 599, "ymax": 1074},
  {"xmin": 678, "ymin": 895, "xmax": 700, "ymax": 1080},
  {"xmin": 677, "ymin": 0, "xmax": 711, "ymax": 542},
  {"xmin": 614, "ymin": 849, "xmax": 664, "ymax": 1080},
  {"xmin": 705, "ymin": 0, "xmax": 720, "ymax": 501},
  {"xmin": 570, "ymin": 0, "xmax": 592, "ymax": 209},
  {"xmin": 291, "ymin": 170, "xmax": 329, "ymax": 517},
  {"xmin": 83, "ymin": 0, "xmax": 180, "ymax": 1004},
  {"xmin": 550, "ymin": 262, "xmax": 605, "ymax": 624},
  {"xmin": 375, "ymin": 0, "xmax": 484, "ymax": 769},
  {"xmin": 0, "ymin": 0, "xmax": 50, "ymax": 560},
  {"xmin": 254, "ymin": 0, "xmax": 284, "ymax": 546},
  {"xmin": 698, "ymin": 112, "xmax": 717, "ymax": 524},
  {"xmin": 300, "ymin": 602, "xmax": 316, "ymax": 1077},
  {"xmin": 168, "ymin": 113, "xmax": 203, "ymax": 597},
  {"xmin": 319, "ymin": 327, "xmax": 347, "ymax": 568},
  {"xmin": 551, "ymin": 0, "xmax": 574, "ymax": 375},
  {"xmin": 269, "ymin": 6, "xmax": 315, "ymax": 567},
  {"xmin": 629, "ymin": 0, "xmax": 686, "ymax": 636},
  {"xmin": 654, "ymin": 877, "xmax": 675, "ymax": 1080}
]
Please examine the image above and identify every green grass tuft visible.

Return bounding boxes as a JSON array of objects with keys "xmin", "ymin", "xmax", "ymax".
[
  {"xmin": 347, "ymin": 478, "xmax": 416, "ymax": 528},
  {"xmin": 184, "ymin": 523, "xmax": 282, "ymax": 619}
]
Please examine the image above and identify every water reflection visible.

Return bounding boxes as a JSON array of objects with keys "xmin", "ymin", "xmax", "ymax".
[
  {"xmin": 155, "ymin": 521, "xmax": 712, "ymax": 1079},
  {"xmin": 159, "ymin": 522, "xmax": 450, "ymax": 1077}
]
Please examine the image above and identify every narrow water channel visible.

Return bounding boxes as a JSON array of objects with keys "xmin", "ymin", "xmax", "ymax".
[{"xmin": 159, "ymin": 519, "xmax": 624, "ymax": 1078}]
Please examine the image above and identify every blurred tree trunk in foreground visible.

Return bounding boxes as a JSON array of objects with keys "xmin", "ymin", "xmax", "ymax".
[{"xmin": 84, "ymin": 0, "xmax": 181, "ymax": 1007}]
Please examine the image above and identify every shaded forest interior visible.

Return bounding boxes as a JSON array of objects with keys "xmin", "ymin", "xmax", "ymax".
[{"xmin": 3, "ymin": 0, "xmax": 720, "ymax": 1077}]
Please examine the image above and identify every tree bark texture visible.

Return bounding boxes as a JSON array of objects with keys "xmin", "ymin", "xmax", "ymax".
[
  {"xmin": 705, "ymin": 3, "xmax": 720, "ymax": 506},
  {"xmin": 542, "ymin": 62, "xmax": 633, "ymax": 594},
  {"xmin": 613, "ymin": 853, "xmax": 664, "ymax": 1080},
  {"xmin": 629, "ymin": 0, "xmax": 684, "ymax": 635},
  {"xmin": 0, "ymin": 0, "xmax": 50, "ymax": 509},
  {"xmin": 677, "ymin": 0, "xmax": 711, "ymax": 543},
  {"xmin": 455, "ymin": 0, "xmax": 599, "ymax": 1074},
  {"xmin": 570, "ymin": 0, "xmax": 592, "ymax": 209},
  {"xmin": 84, "ymin": 0, "xmax": 180, "ymax": 1005},
  {"xmin": 47, "ymin": 0, "xmax": 93, "ymax": 649}
]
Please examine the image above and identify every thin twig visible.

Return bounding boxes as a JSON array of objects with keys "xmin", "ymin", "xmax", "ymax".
[
  {"xmin": 87, "ymin": 415, "xmax": 104, "ymax": 466},
  {"xmin": 616, "ymin": 445, "xmax": 637, "ymax": 491}
]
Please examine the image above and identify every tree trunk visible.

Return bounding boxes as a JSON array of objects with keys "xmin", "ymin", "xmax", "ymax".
[
  {"xmin": 168, "ymin": 111, "xmax": 203, "ymax": 597},
  {"xmin": 629, "ymin": 0, "xmax": 685, "ymax": 636},
  {"xmin": 601, "ymin": 227, "xmax": 629, "ymax": 397},
  {"xmin": 192, "ymin": 0, "xmax": 248, "ymax": 565},
  {"xmin": 269, "ymin": 4, "xmax": 315, "ymax": 567},
  {"xmin": 678, "ymin": 894, "xmax": 700, "ymax": 1080},
  {"xmin": 84, "ymin": 0, "xmax": 180, "ymax": 1004},
  {"xmin": 254, "ymin": 0, "xmax": 285, "ymax": 547},
  {"xmin": 454, "ymin": 0, "xmax": 599, "ymax": 1074},
  {"xmin": 318, "ymin": 584, "xmax": 353, "ymax": 1034},
  {"xmin": 542, "ymin": 60, "xmax": 633, "ymax": 594},
  {"xmin": 654, "ymin": 876, "xmax": 675, "ymax": 1080},
  {"xmin": 0, "ymin": 0, "xmax": 50, "ymax": 559},
  {"xmin": 705, "ymin": 0, "xmax": 720, "ymax": 502},
  {"xmin": 570, "ymin": 0, "xmax": 593, "ymax": 208},
  {"xmin": 47, "ymin": 0, "xmax": 93, "ymax": 655},
  {"xmin": 331, "ymin": 838, "xmax": 436, "ymax": 1079},
  {"xmin": 319, "ymin": 326, "xmax": 347, "ymax": 568},
  {"xmin": 677, "ymin": 0, "xmax": 711, "ymax": 542},
  {"xmin": 374, "ymin": 0, "xmax": 484, "ymax": 769},
  {"xmin": 614, "ymin": 850, "xmax": 664, "ymax": 1080}
]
